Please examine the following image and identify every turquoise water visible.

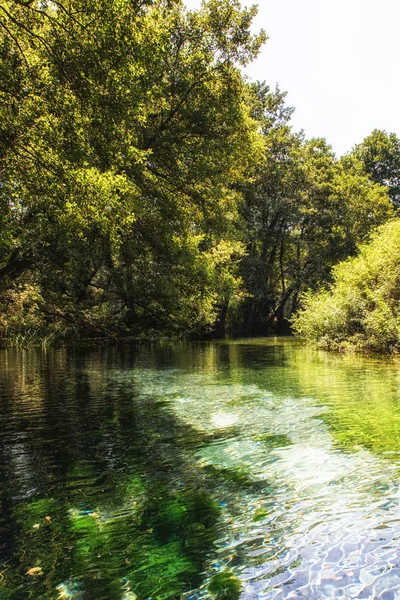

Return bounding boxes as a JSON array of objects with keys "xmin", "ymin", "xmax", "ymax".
[{"xmin": 1, "ymin": 339, "xmax": 400, "ymax": 599}]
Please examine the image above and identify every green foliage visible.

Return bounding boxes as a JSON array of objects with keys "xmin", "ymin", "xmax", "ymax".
[
  {"xmin": 234, "ymin": 115, "xmax": 394, "ymax": 334},
  {"xmin": 293, "ymin": 219, "xmax": 400, "ymax": 353},
  {"xmin": 0, "ymin": 0, "xmax": 265, "ymax": 341},
  {"xmin": 0, "ymin": 0, "xmax": 395, "ymax": 344},
  {"xmin": 345, "ymin": 129, "xmax": 400, "ymax": 208}
]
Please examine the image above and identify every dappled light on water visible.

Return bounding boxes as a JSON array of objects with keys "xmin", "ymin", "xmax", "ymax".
[{"xmin": 2, "ymin": 340, "xmax": 400, "ymax": 598}]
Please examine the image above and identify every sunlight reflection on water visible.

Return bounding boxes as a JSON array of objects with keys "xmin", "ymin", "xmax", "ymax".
[
  {"xmin": 2, "ymin": 340, "xmax": 400, "ymax": 599},
  {"xmin": 126, "ymin": 356, "xmax": 400, "ymax": 600}
]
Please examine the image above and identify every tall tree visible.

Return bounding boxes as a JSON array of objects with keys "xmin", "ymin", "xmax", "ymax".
[
  {"xmin": 234, "ymin": 90, "xmax": 393, "ymax": 335},
  {"xmin": 0, "ymin": 0, "xmax": 266, "ymax": 339},
  {"xmin": 345, "ymin": 129, "xmax": 400, "ymax": 209}
]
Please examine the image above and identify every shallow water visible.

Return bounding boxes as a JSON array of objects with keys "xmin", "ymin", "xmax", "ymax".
[{"xmin": 1, "ymin": 339, "xmax": 400, "ymax": 599}]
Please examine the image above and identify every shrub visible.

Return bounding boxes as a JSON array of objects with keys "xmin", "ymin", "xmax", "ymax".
[{"xmin": 292, "ymin": 219, "xmax": 400, "ymax": 353}]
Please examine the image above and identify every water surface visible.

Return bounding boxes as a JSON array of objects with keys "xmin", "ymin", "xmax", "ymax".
[{"xmin": 1, "ymin": 338, "xmax": 400, "ymax": 599}]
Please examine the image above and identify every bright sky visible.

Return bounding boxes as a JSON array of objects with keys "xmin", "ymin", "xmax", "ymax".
[{"xmin": 184, "ymin": 0, "xmax": 400, "ymax": 157}]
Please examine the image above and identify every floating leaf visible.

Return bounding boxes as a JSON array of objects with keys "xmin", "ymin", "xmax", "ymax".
[{"xmin": 26, "ymin": 567, "xmax": 43, "ymax": 576}]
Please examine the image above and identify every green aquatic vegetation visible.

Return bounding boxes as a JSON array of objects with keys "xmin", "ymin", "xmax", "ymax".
[
  {"xmin": 127, "ymin": 541, "xmax": 193, "ymax": 599},
  {"xmin": 65, "ymin": 485, "xmax": 221, "ymax": 599},
  {"xmin": 253, "ymin": 508, "xmax": 269, "ymax": 522},
  {"xmin": 208, "ymin": 571, "xmax": 242, "ymax": 600},
  {"xmin": 0, "ymin": 498, "xmax": 74, "ymax": 600},
  {"xmin": 321, "ymin": 408, "xmax": 400, "ymax": 455},
  {"xmin": 1, "ymin": 428, "xmax": 222, "ymax": 599},
  {"xmin": 111, "ymin": 474, "xmax": 147, "ymax": 513},
  {"xmin": 83, "ymin": 487, "xmax": 219, "ymax": 599},
  {"xmin": 282, "ymin": 343, "xmax": 400, "ymax": 456},
  {"xmin": 203, "ymin": 464, "xmax": 255, "ymax": 487},
  {"xmin": 70, "ymin": 512, "xmax": 100, "ymax": 535},
  {"xmin": 143, "ymin": 488, "xmax": 220, "ymax": 557},
  {"xmin": 15, "ymin": 498, "xmax": 59, "ymax": 529},
  {"xmin": 255, "ymin": 433, "xmax": 292, "ymax": 448}
]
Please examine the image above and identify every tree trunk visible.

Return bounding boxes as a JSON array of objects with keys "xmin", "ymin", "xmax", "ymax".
[{"xmin": 0, "ymin": 249, "xmax": 31, "ymax": 284}]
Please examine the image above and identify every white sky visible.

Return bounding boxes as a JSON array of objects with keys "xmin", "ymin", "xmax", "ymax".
[{"xmin": 184, "ymin": 0, "xmax": 400, "ymax": 157}]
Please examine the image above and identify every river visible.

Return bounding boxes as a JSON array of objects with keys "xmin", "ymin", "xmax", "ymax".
[{"xmin": 1, "ymin": 338, "xmax": 400, "ymax": 599}]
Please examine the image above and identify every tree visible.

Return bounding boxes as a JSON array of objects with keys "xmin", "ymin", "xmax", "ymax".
[
  {"xmin": 233, "ymin": 91, "xmax": 394, "ymax": 335},
  {"xmin": 345, "ymin": 129, "xmax": 400, "ymax": 209},
  {"xmin": 0, "ymin": 0, "xmax": 266, "ymax": 340}
]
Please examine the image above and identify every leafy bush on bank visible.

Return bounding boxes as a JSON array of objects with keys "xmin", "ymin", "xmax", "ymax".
[{"xmin": 293, "ymin": 219, "xmax": 400, "ymax": 353}]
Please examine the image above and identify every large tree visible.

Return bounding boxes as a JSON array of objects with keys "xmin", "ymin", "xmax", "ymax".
[
  {"xmin": 344, "ymin": 129, "xmax": 400, "ymax": 209},
  {"xmin": 0, "ymin": 0, "xmax": 266, "ymax": 339},
  {"xmin": 234, "ymin": 89, "xmax": 393, "ymax": 334}
]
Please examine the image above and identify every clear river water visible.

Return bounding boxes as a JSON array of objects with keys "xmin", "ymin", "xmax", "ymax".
[{"xmin": 1, "ymin": 338, "xmax": 400, "ymax": 600}]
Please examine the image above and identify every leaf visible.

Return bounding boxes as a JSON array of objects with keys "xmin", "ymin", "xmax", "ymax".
[{"xmin": 26, "ymin": 567, "xmax": 43, "ymax": 576}]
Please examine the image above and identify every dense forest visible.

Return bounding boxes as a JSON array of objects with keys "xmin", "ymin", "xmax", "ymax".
[{"xmin": 1, "ymin": 0, "xmax": 400, "ymax": 348}]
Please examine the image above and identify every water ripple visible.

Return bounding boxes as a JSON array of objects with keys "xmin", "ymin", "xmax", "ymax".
[{"xmin": 128, "ymin": 368, "xmax": 400, "ymax": 599}]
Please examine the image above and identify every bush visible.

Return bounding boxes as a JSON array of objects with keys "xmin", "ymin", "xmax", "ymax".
[{"xmin": 292, "ymin": 219, "xmax": 400, "ymax": 353}]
